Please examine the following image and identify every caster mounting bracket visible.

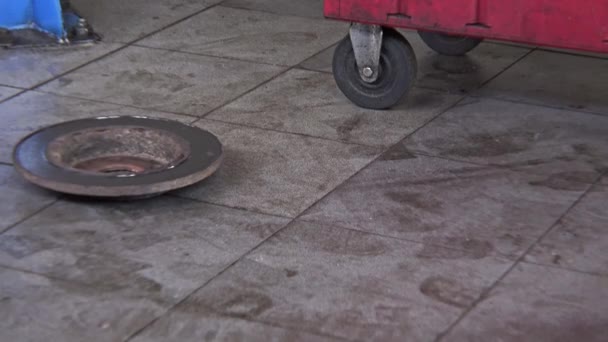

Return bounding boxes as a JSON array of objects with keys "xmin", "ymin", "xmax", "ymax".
[{"xmin": 349, "ymin": 23, "xmax": 383, "ymax": 83}]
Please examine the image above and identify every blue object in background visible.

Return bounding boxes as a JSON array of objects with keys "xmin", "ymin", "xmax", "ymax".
[{"xmin": 0, "ymin": 0, "xmax": 65, "ymax": 39}]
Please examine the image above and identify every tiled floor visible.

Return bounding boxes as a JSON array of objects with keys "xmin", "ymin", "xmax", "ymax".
[{"xmin": 1, "ymin": 1, "xmax": 607, "ymax": 341}]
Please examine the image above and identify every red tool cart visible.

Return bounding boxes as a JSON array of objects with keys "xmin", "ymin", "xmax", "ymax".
[{"xmin": 324, "ymin": 0, "xmax": 608, "ymax": 109}]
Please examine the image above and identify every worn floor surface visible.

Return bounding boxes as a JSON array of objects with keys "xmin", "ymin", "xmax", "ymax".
[{"xmin": 1, "ymin": 0, "xmax": 607, "ymax": 341}]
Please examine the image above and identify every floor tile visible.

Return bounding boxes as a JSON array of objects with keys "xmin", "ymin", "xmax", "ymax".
[
  {"xmin": 298, "ymin": 31, "xmax": 531, "ymax": 94},
  {"xmin": 477, "ymin": 50, "xmax": 608, "ymax": 115},
  {"xmin": 298, "ymin": 44, "xmax": 335, "ymax": 73},
  {"xmin": 526, "ymin": 185, "xmax": 608, "ymax": 276},
  {"xmin": 222, "ymin": 0, "xmax": 324, "ymax": 18},
  {"xmin": 0, "ymin": 43, "xmax": 121, "ymax": 88},
  {"xmin": 405, "ymin": 98, "xmax": 608, "ymax": 183},
  {"xmin": 301, "ymin": 155, "xmax": 587, "ymax": 259},
  {"xmin": 540, "ymin": 47, "xmax": 608, "ymax": 60},
  {"xmin": 0, "ymin": 91, "xmax": 192, "ymax": 164},
  {"xmin": 39, "ymin": 46, "xmax": 284, "ymax": 116},
  {"xmin": 444, "ymin": 263, "xmax": 608, "ymax": 342},
  {"xmin": 138, "ymin": 6, "xmax": 346, "ymax": 66},
  {"xmin": 0, "ymin": 165, "xmax": 57, "ymax": 233},
  {"xmin": 174, "ymin": 221, "xmax": 513, "ymax": 341},
  {"xmin": 177, "ymin": 120, "xmax": 380, "ymax": 217},
  {"xmin": 0, "ymin": 267, "xmax": 164, "ymax": 342},
  {"xmin": 70, "ymin": 0, "xmax": 222, "ymax": 43},
  {"xmin": 0, "ymin": 197, "xmax": 290, "ymax": 304},
  {"xmin": 131, "ymin": 311, "xmax": 340, "ymax": 342},
  {"xmin": 0, "ymin": 86, "xmax": 20, "ymax": 102},
  {"xmin": 208, "ymin": 69, "xmax": 462, "ymax": 146}
]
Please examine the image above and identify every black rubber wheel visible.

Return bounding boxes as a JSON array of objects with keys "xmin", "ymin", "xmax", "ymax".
[
  {"xmin": 418, "ymin": 31, "xmax": 483, "ymax": 56},
  {"xmin": 332, "ymin": 28, "xmax": 417, "ymax": 110}
]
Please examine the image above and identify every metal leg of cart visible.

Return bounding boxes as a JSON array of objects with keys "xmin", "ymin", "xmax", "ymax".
[{"xmin": 349, "ymin": 23, "xmax": 384, "ymax": 83}]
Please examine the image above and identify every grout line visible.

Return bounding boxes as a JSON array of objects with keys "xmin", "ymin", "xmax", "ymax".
[
  {"xmin": 410, "ymin": 152, "xmax": 603, "ymax": 187},
  {"xmin": 296, "ymin": 98, "xmax": 470, "ymax": 221},
  {"xmin": 194, "ymin": 67, "xmax": 290, "ymax": 123},
  {"xmin": 166, "ymin": 193, "xmax": 294, "ymax": 220},
  {"xmin": 30, "ymin": 90, "xmax": 203, "ymax": 119},
  {"xmin": 193, "ymin": 70, "xmax": 291, "ymax": 122},
  {"xmin": 124, "ymin": 218, "xmax": 297, "ymax": 341},
  {"xmin": 18, "ymin": 43, "xmax": 125, "ymax": 91},
  {"xmin": 480, "ymin": 40, "xmax": 608, "ymax": 61},
  {"xmin": 130, "ymin": 43, "xmax": 288, "ymax": 68},
  {"xmin": 1, "ymin": 3, "xmax": 227, "ymax": 105},
  {"xmin": 297, "ymin": 70, "xmax": 608, "ymax": 118},
  {"xmin": 520, "ymin": 260, "xmax": 608, "ymax": 279},
  {"xmin": 0, "ymin": 161, "xmax": 13, "ymax": 166},
  {"xmin": 295, "ymin": 66, "xmax": 333, "ymax": 74},
  {"xmin": 29, "ymin": 39, "xmax": 340, "ymax": 126},
  {"xmin": 434, "ymin": 180, "xmax": 597, "ymax": 341},
  {"xmin": 193, "ymin": 36, "xmax": 345, "ymax": 122},
  {"xmin": 474, "ymin": 47, "xmax": 536, "ymax": 90},
  {"xmin": 467, "ymin": 92, "xmax": 608, "ymax": 118},
  {"xmin": 127, "ymin": 93, "xmax": 473, "ymax": 342},
  {"xmin": 199, "ymin": 116, "xmax": 373, "ymax": 147},
  {"xmin": 0, "ymin": 89, "xmax": 28, "ymax": 105},
  {"xmin": 2, "ymin": 1, "xmax": 227, "ymax": 103},
  {"xmin": 216, "ymin": 4, "xmax": 331, "ymax": 22},
  {"xmin": 296, "ymin": 216, "xmax": 518, "ymax": 261},
  {"xmin": 0, "ymin": 198, "xmax": 60, "ymax": 235},
  {"xmin": 534, "ymin": 47, "xmax": 608, "ymax": 61},
  {"xmin": 0, "ymin": 84, "xmax": 27, "ymax": 90}
]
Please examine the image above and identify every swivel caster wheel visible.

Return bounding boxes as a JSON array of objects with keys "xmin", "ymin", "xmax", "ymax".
[{"xmin": 332, "ymin": 25, "xmax": 417, "ymax": 110}]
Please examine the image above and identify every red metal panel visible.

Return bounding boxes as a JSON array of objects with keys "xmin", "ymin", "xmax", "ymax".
[
  {"xmin": 336, "ymin": 0, "xmax": 476, "ymax": 27},
  {"xmin": 484, "ymin": 0, "xmax": 606, "ymax": 52},
  {"xmin": 323, "ymin": 0, "xmax": 340, "ymax": 18},
  {"xmin": 597, "ymin": 2, "xmax": 608, "ymax": 41},
  {"xmin": 324, "ymin": 0, "xmax": 608, "ymax": 54}
]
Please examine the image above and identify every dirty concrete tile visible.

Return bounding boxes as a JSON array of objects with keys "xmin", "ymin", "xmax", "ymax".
[
  {"xmin": 131, "ymin": 311, "xmax": 340, "ymax": 342},
  {"xmin": 0, "ymin": 267, "xmax": 164, "ymax": 342},
  {"xmin": 208, "ymin": 69, "xmax": 462, "ymax": 146},
  {"xmin": 0, "ymin": 86, "xmax": 21, "ymax": 102},
  {"xmin": 177, "ymin": 221, "xmax": 513, "ymax": 341},
  {"xmin": 477, "ymin": 50, "xmax": 608, "ymax": 115},
  {"xmin": 526, "ymin": 185, "xmax": 608, "ymax": 276},
  {"xmin": 0, "ymin": 166, "xmax": 57, "ymax": 233},
  {"xmin": 0, "ymin": 91, "xmax": 192, "ymax": 164},
  {"xmin": 39, "ymin": 46, "xmax": 284, "ymax": 116},
  {"xmin": 222, "ymin": 0, "xmax": 325, "ymax": 18},
  {"xmin": 405, "ymin": 98, "xmax": 608, "ymax": 183},
  {"xmin": 178, "ymin": 120, "xmax": 381, "ymax": 217},
  {"xmin": 540, "ymin": 47, "xmax": 608, "ymax": 60},
  {"xmin": 297, "ymin": 31, "xmax": 531, "ymax": 93},
  {"xmin": 298, "ymin": 44, "xmax": 336, "ymax": 73},
  {"xmin": 301, "ymin": 155, "xmax": 587, "ymax": 260},
  {"xmin": 444, "ymin": 263, "xmax": 608, "ymax": 342},
  {"xmin": 0, "ymin": 43, "xmax": 122, "ymax": 88},
  {"xmin": 0, "ymin": 197, "xmax": 289, "ymax": 304},
  {"xmin": 138, "ymin": 6, "xmax": 347, "ymax": 66},
  {"xmin": 70, "ymin": 0, "xmax": 222, "ymax": 43}
]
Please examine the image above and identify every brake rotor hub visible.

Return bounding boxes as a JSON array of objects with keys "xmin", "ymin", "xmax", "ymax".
[{"xmin": 13, "ymin": 117, "xmax": 223, "ymax": 199}]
